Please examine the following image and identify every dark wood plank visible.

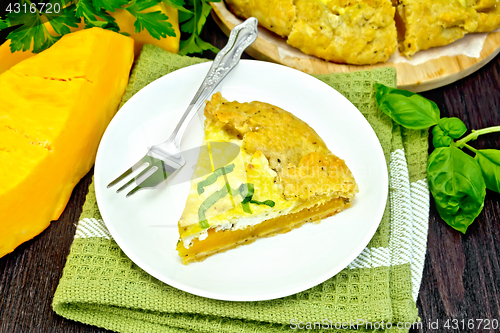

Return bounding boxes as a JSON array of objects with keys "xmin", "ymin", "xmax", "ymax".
[
  {"xmin": 412, "ymin": 53, "xmax": 500, "ymax": 333},
  {"xmin": 1, "ymin": 14, "xmax": 499, "ymax": 333},
  {"xmin": 0, "ymin": 171, "xmax": 115, "ymax": 333}
]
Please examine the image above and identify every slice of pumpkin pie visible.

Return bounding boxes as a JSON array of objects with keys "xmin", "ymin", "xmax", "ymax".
[{"xmin": 176, "ymin": 92, "xmax": 358, "ymax": 264}]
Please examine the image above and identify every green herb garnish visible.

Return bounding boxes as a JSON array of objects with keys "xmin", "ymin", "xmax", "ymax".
[
  {"xmin": 125, "ymin": 0, "xmax": 175, "ymax": 39},
  {"xmin": 178, "ymin": 0, "xmax": 220, "ymax": 55},
  {"xmin": 375, "ymin": 83, "xmax": 500, "ymax": 233},
  {"xmin": 0, "ymin": 18, "xmax": 8, "ymax": 30},
  {"xmin": 240, "ymin": 183, "xmax": 254, "ymax": 204},
  {"xmin": 0, "ymin": 0, "xmax": 220, "ymax": 55},
  {"xmin": 197, "ymin": 163, "xmax": 235, "ymax": 195},
  {"xmin": 197, "ymin": 181, "xmax": 275, "ymax": 229},
  {"xmin": 235, "ymin": 183, "xmax": 275, "ymax": 214},
  {"xmin": 239, "ymin": 183, "xmax": 253, "ymax": 214},
  {"xmin": 161, "ymin": 0, "xmax": 192, "ymax": 13},
  {"xmin": 250, "ymin": 199, "xmax": 275, "ymax": 207}
]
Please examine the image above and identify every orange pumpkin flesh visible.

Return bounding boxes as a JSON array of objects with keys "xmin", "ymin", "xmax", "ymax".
[
  {"xmin": 0, "ymin": 28, "xmax": 134, "ymax": 257},
  {"xmin": 0, "ymin": 40, "xmax": 37, "ymax": 75}
]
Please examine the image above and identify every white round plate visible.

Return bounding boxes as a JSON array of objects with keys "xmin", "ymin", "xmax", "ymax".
[{"xmin": 94, "ymin": 60, "xmax": 388, "ymax": 302}]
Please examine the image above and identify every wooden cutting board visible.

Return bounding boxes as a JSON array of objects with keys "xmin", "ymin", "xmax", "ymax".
[{"xmin": 211, "ymin": 2, "xmax": 500, "ymax": 92}]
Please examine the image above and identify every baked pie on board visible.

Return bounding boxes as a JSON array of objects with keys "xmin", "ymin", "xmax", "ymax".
[{"xmin": 212, "ymin": 1, "xmax": 500, "ymax": 91}]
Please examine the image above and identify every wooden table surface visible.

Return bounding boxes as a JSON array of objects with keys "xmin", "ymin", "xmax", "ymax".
[{"xmin": 1, "ymin": 15, "xmax": 499, "ymax": 333}]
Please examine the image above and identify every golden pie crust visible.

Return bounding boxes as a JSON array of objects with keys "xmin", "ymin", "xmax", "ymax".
[{"xmin": 176, "ymin": 93, "xmax": 357, "ymax": 264}]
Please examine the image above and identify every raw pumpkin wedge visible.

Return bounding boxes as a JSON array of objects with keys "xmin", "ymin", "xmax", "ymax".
[{"xmin": 0, "ymin": 28, "xmax": 134, "ymax": 257}]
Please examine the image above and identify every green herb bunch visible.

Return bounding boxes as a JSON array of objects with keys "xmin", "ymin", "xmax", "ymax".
[
  {"xmin": 0, "ymin": 0, "xmax": 221, "ymax": 55},
  {"xmin": 375, "ymin": 83, "xmax": 500, "ymax": 233}
]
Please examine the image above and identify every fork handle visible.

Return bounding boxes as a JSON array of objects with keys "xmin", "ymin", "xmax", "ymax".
[{"xmin": 166, "ymin": 17, "xmax": 259, "ymax": 148}]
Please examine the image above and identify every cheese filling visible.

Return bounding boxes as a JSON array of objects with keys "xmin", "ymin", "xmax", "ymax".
[{"xmin": 180, "ymin": 148, "xmax": 299, "ymax": 248}]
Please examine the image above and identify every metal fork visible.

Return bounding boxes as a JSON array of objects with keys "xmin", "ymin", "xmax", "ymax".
[{"xmin": 107, "ymin": 17, "xmax": 259, "ymax": 197}]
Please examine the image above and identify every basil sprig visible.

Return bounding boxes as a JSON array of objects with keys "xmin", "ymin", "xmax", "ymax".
[
  {"xmin": 432, "ymin": 118, "xmax": 467, "ymax": 148},
  {"xmin": 375, "ymin": 83, "xmax": 500, "ymax": 233}
]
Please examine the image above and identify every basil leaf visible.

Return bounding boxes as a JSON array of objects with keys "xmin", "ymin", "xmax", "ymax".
[
  {"xmin": 250, "ymin": 199, "xmax": 275, "ymax": 207},
  {"xmin": 427, "ymin": 145, "xmax": 486, "ymax": 233},
  {"xmin": 475, "ymin": 149, "xmax": 500, "ymax": 193},
  {"xmin": 374, "ymin": 83, "xmax": 440, "ymax": 130},
  {"xmin": 238, "ymin": 183, "xmax": 275, "ymax": 212},
  {"xmin": 239, "ymin": 183, "xmax": 254, "ymax": 213},
  {"xmin": 432, "ymin": 126, "xmax": 453, "ymax": 148},
  {"xmin": 240, "ymin": 183, "xmax": 255, "ymax": 204},
  {"xmin": 437, "ymin": 117, "xmax": 467, "ymax": 139},
  {"xmin": 197, "ymin": 163, "xmax": 235, "ymax": 195},
  {"xmin": 241, "ymin": 202, "xmax": 252, "ymax": 214}
]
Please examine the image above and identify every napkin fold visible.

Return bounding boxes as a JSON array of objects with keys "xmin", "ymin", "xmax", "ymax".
[{"xmin": 53, "ymin": 45, "xmax": 429, "ymax": 333}]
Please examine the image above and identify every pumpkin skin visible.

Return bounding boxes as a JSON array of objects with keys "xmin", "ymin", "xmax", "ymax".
[
  {"xmin": 0, "ymin": 3, "xmax": 179, "ymax": 75},
  {"xmin": 0, "ymin": 28, "xmax": 134, "ymax": 257}
]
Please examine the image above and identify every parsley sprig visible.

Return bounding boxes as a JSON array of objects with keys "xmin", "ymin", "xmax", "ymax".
[
  {"xmin": 178, "ymin": 0, "xmax": 219, "ymax": 54},
  {"xmin": 126, "ymin": 0, "xmax": 174, "ymax": 39},
  {"xmin": 0, "ymin": 0, "xmax": 220, "ymax": 55},
  {"xmin": 0, "ymin": 18, "xmax": 8, "ymax": 30}
]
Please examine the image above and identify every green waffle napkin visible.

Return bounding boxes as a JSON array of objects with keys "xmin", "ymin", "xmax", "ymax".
[{"xmin": 53, "ymin": 44, "xmax": 430, "ymax": 333}]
